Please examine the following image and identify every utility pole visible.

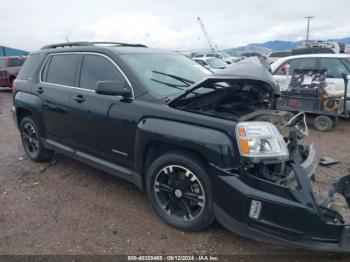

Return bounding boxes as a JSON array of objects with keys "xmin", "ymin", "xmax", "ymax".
[{"xmin": 304, "ymin": 16, "xmax": 315, "ymax": 41}]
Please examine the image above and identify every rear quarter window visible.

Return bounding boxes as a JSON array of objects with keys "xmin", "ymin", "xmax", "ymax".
[{"xmin": 17, "ymin": 54, "xmax": 41, "ymax": 80}]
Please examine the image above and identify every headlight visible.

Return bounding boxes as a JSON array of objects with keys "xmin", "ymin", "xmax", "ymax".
[{"xmin": 235, "ymin": 121, "xmax": 289, "ymax": 162}]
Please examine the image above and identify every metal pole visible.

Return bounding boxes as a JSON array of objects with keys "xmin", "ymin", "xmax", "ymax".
[
  {"xmin": 197, "ymin": 17, "xmax": 215, "ymax": 52},
  {"xmin": 304, "ymin": 16, "xmax": 314, "ymax": 41}
]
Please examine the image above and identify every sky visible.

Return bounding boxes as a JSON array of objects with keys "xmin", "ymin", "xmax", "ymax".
[{"xmin": 1, "ymin": 0, "xmax": 350, "ymax": 51}]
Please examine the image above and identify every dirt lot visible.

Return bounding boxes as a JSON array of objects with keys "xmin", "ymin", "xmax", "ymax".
[{"xmin": 0, "ymin": 89, "xmax": 349, "ymax": 255}]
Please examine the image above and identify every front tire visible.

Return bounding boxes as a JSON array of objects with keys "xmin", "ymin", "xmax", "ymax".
[
  {"xmin": 146, "ymin": 151, "xmax": 214, "ymax": 231},
  {"xmin": 20, "ymin": 116, "xmax": 53, "ymax": 162}
]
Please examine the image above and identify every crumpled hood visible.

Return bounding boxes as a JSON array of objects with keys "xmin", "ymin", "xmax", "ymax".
[
  {"xmin": 167, "ymin": 57, "xmax": 280, "ymax": 105},
  {"xmin": 218, "ymin": 57, "xmax": 280, "ymax": 95}
]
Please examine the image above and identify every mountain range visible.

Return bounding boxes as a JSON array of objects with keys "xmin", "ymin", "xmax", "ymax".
[{"xmin": 225, "ymin": 37, "xmax": 350, "ymax": 53}]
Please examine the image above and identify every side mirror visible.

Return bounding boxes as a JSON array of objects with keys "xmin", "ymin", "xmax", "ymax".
[{"xmin": 95, "ymin": 80, "xmax": 132, "ymax": 98}]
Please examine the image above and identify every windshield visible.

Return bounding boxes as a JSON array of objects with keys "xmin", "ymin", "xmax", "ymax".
[
  {"xmin": 120, "ymin": 53, "xmax": 212, "ymax": 98},
  {"xmin": 206, "ymin": 58, "xmax": 227, "ymax": 69},
  {"xmin": 219, "ymin": 53, "xmax": 231, "ymax": 58}
]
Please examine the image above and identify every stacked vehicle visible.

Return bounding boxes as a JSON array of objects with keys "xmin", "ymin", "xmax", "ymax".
[
  {"xmin": 0, "ymin": 56, "xmax": 26, "ymax": 89},
  {"xmin": 276, "ymin": 68, "xmax": 349, "ymax": 131}
]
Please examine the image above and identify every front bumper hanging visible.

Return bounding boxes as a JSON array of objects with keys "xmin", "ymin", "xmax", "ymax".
[{"xmin": 211, "ymin": 145, "xmax": 350, "ymax": 252}]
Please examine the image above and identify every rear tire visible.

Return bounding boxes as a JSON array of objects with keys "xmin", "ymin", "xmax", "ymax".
[
  {"xmin": 313, "ymin": 115, "xmax": 333, "ymax": 132},
  {"xmin": 146, "ymin": 151, "xmax": 214, "ymax": 231},
  {"xmin": 20, "ymin": 116, "xmax": 53, "ymax": 162}
]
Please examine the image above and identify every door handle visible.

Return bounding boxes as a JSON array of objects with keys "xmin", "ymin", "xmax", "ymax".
[
  {"xmin": 36, "ymin": 87, "xmax": 44, "ymax": 94},
  {"xmin": 72, "ymin": 95, "xmax": 85, "ymax": 103}
]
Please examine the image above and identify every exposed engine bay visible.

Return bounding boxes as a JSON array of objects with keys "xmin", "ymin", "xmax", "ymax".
[
  {"xmin": 172, "ymin": 79, "xmax": 275, "ymax": 120},
  {"xmin": 171, "ymin": 77, "xmax": 315, "ymax": 189}
]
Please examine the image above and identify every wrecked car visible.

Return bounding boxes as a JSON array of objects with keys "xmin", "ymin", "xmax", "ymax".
[{"xmin": 12, "ymin": 42, "xmax": 350, "ymax": 251}]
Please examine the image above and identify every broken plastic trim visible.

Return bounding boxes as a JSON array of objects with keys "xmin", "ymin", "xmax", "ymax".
[{"xmin": 322, "ymin": 175, "xmax": 350, "ymax": 210}]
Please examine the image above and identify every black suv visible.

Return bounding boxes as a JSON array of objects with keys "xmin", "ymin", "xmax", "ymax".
[{"xmin": 12, "ymin": 42, "xmax": 350, "ymax": 251}]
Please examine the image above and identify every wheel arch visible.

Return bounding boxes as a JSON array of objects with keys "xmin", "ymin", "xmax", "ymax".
[
  {"xmin": 134, "ymin": 117, "xmax": 237, "ymax": 190},
  {"xmin": 14, "ymin": 92, "xmax": 46, "ymax": 136},
  {"xmin": 16, "ymin": 107, "xmax": 33, "ymax": 127}
]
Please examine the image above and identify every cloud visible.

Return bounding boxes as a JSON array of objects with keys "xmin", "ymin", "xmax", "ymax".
[{"xmin": 1, "ymin": 0, "xmax": 350, "ymax": 51}]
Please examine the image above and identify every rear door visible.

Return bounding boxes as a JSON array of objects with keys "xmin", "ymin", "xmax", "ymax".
[
  {"xmin": 68, "ymin": 53, "xmax": 132, "ymax": 167},
  {"xmin": 39, "ymin": 53, "xmax": 80, "ymax": 144}
]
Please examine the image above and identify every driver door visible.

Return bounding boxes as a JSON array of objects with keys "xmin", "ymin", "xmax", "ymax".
[{"xmin": 68, "ymin": 53, "xmax": 132, "ymax": 167}]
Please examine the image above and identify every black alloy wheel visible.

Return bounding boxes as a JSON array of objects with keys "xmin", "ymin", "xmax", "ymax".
[
  {"xmin": 22, "ymin": 122, "xmax": 39, "ymax": 158},
  {"xmin": 147, "ymin": 152, "xmax": 214, "ymax": 231},
  {"xmin": 154, "ymin": 164, "xmax": 205, "ymax": 221},
  {"xmin": 20, "ymin": 117, "xmax": 53, "ymax": 162}
]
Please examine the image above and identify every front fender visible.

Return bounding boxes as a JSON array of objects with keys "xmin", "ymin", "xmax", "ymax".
[{"xmin": 134, "ymin": 117, "xmax": 237, "ymax": 174}]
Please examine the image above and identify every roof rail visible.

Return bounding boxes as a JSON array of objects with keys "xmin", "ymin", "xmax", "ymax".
[
  {"xmin": 90, "ymin": 42, "xmax": 147, "ymax": 47},
  {"xmin": 41, "ymin": 41, "xmax": 147, "ymax": 50},
  {"xmin": 40, "ymin": 42, "xmax": 92, "ymax": 50}
]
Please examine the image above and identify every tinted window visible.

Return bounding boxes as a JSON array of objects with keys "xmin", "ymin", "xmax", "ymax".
[
  {"xmin": 291, "ymin": 48, "xmax": 334, "ymax": 55},
  {"xmin": 46, "ymin": 54, "xmax": 79, "ymax": 86},
  {"xmin": 79, "ymin": 54, "xmax": 124, "ymax": 90},
  {"xmin": 319, "ymin": 58, "xmax": 349, "ymax": 78},
  {"xmin": 17, "ymin": 54, "xmax": 40, "ymax": 80},
  {"xmin": 275, "ymin": 58, "xmax": 317, "ymax": 75},
  {"xmin": 41, "ymin": 56, "xmax": 51, "ymax": 82},
  {"xmin": 0, "ymin": 58, "xmax": 4, "ymax": 68},
  {"xmin": 270, "ymin": 51, "xmax": 290, "ymax": 58}
]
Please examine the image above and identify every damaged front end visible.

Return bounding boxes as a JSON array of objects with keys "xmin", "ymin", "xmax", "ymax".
[
  {"xmin": 212, "ymin": 111, "xmax": 350, "ymax": 251},
  {"xmin": 168, "ymin": 69, "xmax": 350, "ymax": 251}
]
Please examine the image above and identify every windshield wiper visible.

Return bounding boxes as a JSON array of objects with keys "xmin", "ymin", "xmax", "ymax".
[
  {"xmin": 151, "ymin": 78, "xmax": 187, "ymax": 90},
  {"xmin": 152, "ymin": 71, "xmax": 195, "ymax": 86}
]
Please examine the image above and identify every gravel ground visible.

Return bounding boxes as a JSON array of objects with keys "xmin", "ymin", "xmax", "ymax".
[{"xmin": 0, "ymin": 89, "xmax": 349, "ymax": 256}]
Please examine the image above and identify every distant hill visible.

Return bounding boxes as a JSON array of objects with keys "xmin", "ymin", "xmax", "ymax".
[{"xmin": 225, "ymin": 37, "xmax": 350, "ymax": 53}]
